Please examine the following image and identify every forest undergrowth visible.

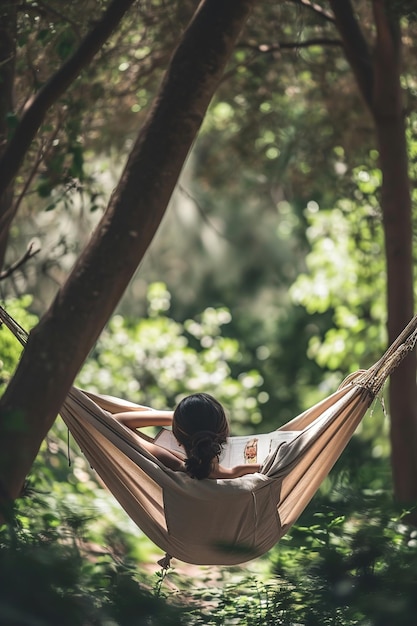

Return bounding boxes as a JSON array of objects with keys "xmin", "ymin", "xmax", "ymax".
[{"xmin": 1, "ymin": 473, "xmax": 417, "ymax": 626}]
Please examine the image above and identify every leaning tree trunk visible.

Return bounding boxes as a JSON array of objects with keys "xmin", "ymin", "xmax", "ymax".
[
  {"xmin": 0, "ymin": 0, "xmax": 255, "ymax": 509},
  {"xmin": 330, "ymin": 0, "xmax": 417, "ymax": 504}
]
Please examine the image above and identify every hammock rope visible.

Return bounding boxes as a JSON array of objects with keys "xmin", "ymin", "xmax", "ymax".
[{"xmin": 1, "ymin": 304, "xmax": 417, "ymax": 566}]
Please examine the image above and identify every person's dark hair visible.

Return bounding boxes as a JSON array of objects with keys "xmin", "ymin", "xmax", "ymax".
[{"xmin": 172, "ymin": 393, "xmax": 229, "ymax": 479}]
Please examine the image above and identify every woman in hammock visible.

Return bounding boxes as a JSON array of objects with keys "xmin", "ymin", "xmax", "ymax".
[{"xmin": 114, "ymin": 392, "xmax": 261, "ymax": 480}]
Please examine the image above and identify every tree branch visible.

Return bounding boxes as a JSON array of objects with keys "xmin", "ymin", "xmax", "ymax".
[
  {"xmin": 328, "ymin": 0, "xmax": 374, "ymax": 109},
  {"xmin": 11, "ymin": 122, "xmax": 62, "ymax": 218},
  {"xmin": 0, "ymin": 0, "xmax": 136, "ymax": 198},
  {"xmin": 221, "ymin": 37, "xmax": 343, "ymax": 84},
  {"xmin": 30, "ymin": 0, "xmax": 82, "ymax": 37},
  {"xmin": 0, "ymin": 242, "xmax": 40, "ymax": 280},
  {"xmin": 289, "ymin": 0, "xmax": 336, "ymax": 23},
  {"xmin": 238, "ymin": 38, "xmax": 343, "ymax": 53}
]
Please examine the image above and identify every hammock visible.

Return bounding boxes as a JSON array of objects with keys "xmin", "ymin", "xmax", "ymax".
[{"xmin": 1, "ymin": 306, "xmax": 417, "ymax": 566}]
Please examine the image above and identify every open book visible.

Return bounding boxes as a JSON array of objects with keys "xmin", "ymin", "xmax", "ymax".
[{"xmin": 154, "ymin": 428, "xmax": 299, "ymax": 469}]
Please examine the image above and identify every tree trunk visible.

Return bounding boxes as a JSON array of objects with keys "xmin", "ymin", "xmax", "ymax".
[
  {"xmin": 372, "ymin": 7, "xmax": 417, "ymax": 502},
  {"xmin": 0, "ymin": 0, "xmax": 254, "ymax": 508},
  {"xmin": 330, "ymin": 0, "xmax": 417, "ymax": 504}
]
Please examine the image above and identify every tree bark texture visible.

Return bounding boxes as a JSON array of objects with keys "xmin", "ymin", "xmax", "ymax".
[
  {"xmin": 0, "ymin": 0, "xmax": 255, "ymax": 506},
  {"xmin": 372, "ymin": 3, "xmax": 417, "ymax": 503},
  {"xmin": 331, "ymin": 0, "xmax": 417, "ymax": 502}
]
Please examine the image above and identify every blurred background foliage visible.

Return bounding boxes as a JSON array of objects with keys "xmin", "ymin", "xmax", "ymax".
[{"xmin": 1, "ymin": 0, "xmax": 417, "ymax": 623}]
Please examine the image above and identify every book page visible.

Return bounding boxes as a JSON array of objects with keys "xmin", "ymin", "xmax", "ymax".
[{"xmin": 154, "ymin": 429, "xmax": 298, "ymax": 468}]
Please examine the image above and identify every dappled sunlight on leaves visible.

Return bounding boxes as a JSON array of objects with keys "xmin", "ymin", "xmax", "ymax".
[
  {"xmin": 291, "ymin": 181, "xmax": 387, "ymax": 375},
  {"xmin": 77, "ymin": 283, "xmax": 264, "ymax": 433}
]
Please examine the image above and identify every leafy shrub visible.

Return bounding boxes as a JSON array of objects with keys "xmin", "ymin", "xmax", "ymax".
[{"xmin": 0, "ymin": 488, "xmax": 185, "ymax": 625}]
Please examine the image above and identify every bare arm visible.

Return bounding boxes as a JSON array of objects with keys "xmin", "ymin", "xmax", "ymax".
[
  {"xmin": 114, "ymin": 408, "xmax": 185, "ymax": 472},
  {"xmin": 209, "ymin": 463, "xmax": 262, "ymax": 479},
  {"xmin": 114, "ymin": 409, "xmax": 174, "ymax": 429},
  {"xmin": 137, "ymin": 437, "xmax": 186, "ymax": 472}
]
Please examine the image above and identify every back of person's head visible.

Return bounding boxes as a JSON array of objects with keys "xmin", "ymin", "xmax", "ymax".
[{"xmin": 172, "ymin": 393, "xmax": 229, "ymax": 479}]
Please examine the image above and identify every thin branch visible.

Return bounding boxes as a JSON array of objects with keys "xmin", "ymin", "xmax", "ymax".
[
  {"xmin": 33, "ymin": 0, "xmax": 82, "ymax": 38},
  {"xmin": 12, "ymin": 122, "xmax": 62, "ymax": 217},
  {"xmin": 178, "ymin": 185, "xmax": 236, "ymax": 244},
  {"xmin": 0, "ymin": 54, "xmax": 14, "ymax": 68},
  {"xmin": 0, "ymin": 0, "xmax": 136, "ymax": 197},
  {"xmin": 222, "ymin": 36, "xmax": 343, "ymax": 83},
  {"xmin": 108, "ymin": 50, "xmax": 170, "ymax": 98},
  {"xmin": 288, "ymin": 0, "xmax": 336, "ymax": 23},
  {"xmin": 0, "ymin": 242, "xmax": 40, "ymax": 280},
  {"xmin": 16, "ymin": 2, "xmax": 79, "ymax": 35},
  {"xmin": 238, "ymin": 38, "xmax": 343, "ymax": 53}
]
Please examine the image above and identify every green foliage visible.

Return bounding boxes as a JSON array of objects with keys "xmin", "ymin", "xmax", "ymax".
[
  {"xmin": 0, "ymin": 297, "xmax": 38, "ymax": 394},
  {"xmin": 2, "ymin": 2, "xmax": 417, "ymax": 622},
  {"xmin": 291, "ymin": 165, "xmax": 387, "ymax": 375},
  {"xmin": 77, "ymin": 283, "xmax": 265, "ymax": 432},
  {"xmin": 3, "ymin": 478, "xmax": 417, "ymax": 625},
  {"xmin": 0, "ymin": 489, "xmax": 185, "ymax": 625},
  {"xmin": 177, "ymin": 577, "xmax": 295, "ymax": 625},
  {"xmin": 267, "ymin": 491, "xmax": 417, "ymax": 626},
  {"xmin": 1, "ymin": 299, "xmax": 414, "ymax": 625},
  {"xmin": 139, "ymin": 491, "xmax": 417, "ymax": 626},
  {"xmin": 288, "ymin": 167, "xmax": 393, "ymax": 455}
]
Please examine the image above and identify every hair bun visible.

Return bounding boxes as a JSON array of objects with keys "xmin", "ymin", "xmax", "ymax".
[
  {"xmin": 191, "ymin": 431, "xmax": 222, "ymax": 460},
  {"xmin": 184, "ymin": 432, "xmax": 222, "ymax": 479}
]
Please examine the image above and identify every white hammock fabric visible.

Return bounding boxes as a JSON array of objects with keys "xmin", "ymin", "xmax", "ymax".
[{"xmin": 1, "ymin": 306, "xmax": 417, "ymax": 566}]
